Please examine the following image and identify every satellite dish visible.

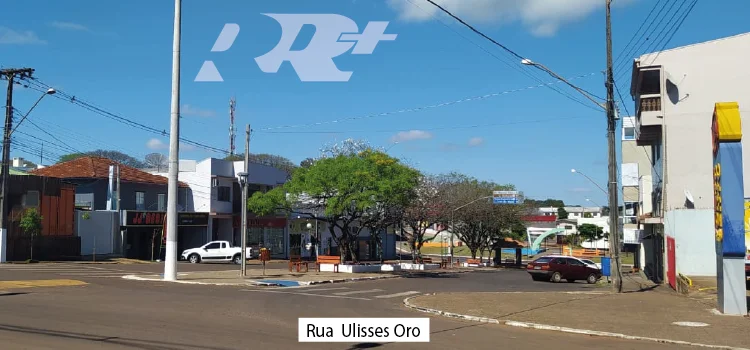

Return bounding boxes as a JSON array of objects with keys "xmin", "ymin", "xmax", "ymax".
[{"xmin": 684, "ymin": 189, "xmax": 694, "ymax": 204}]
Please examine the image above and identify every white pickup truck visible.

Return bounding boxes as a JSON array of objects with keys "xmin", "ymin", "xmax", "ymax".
[{"xmin": 181, "ymin": 241, "xmax": 254, "ymax": 264}]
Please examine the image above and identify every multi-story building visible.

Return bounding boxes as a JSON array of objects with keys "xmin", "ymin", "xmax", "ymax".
[
  {"xmin": 629, "ymin": 32, "xmax": 750, "ymax": 285},
  {"xmin": 151, "ymin": 158, "xmax": 290, "ymax": 258},
  {"xmin": 620, "ymin": 116, "xmax": 655, "ymax": 272},
  {"xmin": 537, "ymin": 206, "xmax": 603, "ymax": 219}
]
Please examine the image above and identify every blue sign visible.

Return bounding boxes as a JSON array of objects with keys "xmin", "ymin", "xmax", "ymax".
[
  {"xmin": 715, "ymin": 142, "xmax": 746, "ymax": 257},
  {"xmin": 493, "ymin": 198, "xmax": 518, "ymax": 204}
]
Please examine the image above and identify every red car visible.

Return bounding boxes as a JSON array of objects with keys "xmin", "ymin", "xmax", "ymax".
[{"xmin": 527, "ymin": 256, "xmax": 602, "ymax": 284}]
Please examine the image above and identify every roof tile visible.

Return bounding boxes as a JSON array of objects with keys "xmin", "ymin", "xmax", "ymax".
[{"xmin": 29, "ymin": 157, "xmax": 188, "ymax": 187}]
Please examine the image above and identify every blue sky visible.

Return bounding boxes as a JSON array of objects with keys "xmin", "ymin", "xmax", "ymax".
[{"xmin": 2, "ymin": 0, "xmax": 749, "ymax": 206}]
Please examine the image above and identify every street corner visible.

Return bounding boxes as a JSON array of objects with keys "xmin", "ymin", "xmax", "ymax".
[{"xmin": 0, "ymin": 279, "xmax": 88, "ymax": 292}]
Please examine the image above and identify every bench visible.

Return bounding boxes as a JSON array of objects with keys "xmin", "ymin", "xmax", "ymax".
[
  {"xmin": 466, "ymin": 258, "xmax": 482, "ymax": 266},
  {"xmin": 420, "ymin": 257, "xmax": 433, "ymax": 264},
  {"xmin": 316, "ymin": 255, "xmax": 341, "ymax": 273},
  {"xmin": 289, "ymin": 255, "xmax": 309, "ymax": 273}
]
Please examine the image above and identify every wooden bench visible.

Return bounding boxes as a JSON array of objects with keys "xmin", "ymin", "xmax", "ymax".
[
  {"xmin": 289, "ymin": 255, "xmax": 309, "ymax": 273},
  {"xmin": 316, "ymin": 255, "xmax": 341, "ymax": 273},
  {"xmin": 466, "ymin": 258, "xmax": 482, "ymax": 265},
  {"xmin": 420, "ymin": 257, "xmax": 433, "ymax": 264}
]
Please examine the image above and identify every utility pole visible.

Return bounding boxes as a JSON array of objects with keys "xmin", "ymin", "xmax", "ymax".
[
  {"xmin": 240, "ymin": 124, "xmax": 250, "ymax": 276},
  {"xmin": 163, "ymin": 0, "xmax": 181, "ymax": 281},
  {"xmin": 0, "ymin": 67, "xmax": 34, "ymax": 263},
  {"xmin": 605, "ymin": 0, "xmax": 623, "ymax": 292}
]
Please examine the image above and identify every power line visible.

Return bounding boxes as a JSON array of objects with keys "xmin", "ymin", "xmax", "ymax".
[
  {"xmin": 259, "ymin": 115, "xmax": 590, "ymax": 134},
  {"xmin": 20, "ymin": 77, "xmax": 229, "ymax": 154},
  {"xmin": 613, "ymin": 0, "xmax": 664, "ymax": 68},
  {"xmin": 403, "ymin": 0, "xmax": 604, "ymax": 107},
  {"xmin": 645, "ymin": 0, "xmax": 698, "ymax": 65},
  {"xmin": 257, "ymin": 72, "xmax": 598, "ymax": 131},
  {"xmin": 12, "ymin": 108, "xmax": 82, "ymax": 154}
]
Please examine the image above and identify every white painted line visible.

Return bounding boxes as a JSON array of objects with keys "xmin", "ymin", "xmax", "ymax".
[
  {"xmin": 375, "ymin": 291, "xmax": 421, "ymax": 299},
  {"xmin": 241, "ymin": 289, "xmax": 371, "ymax": 300},
  {"xmin": 299, "ymin": 287, "xmax": 350, "ymax": 292},
  {"xmin": 333, "ymin": 289, "xmax": 383, "ymax": 296},
  {"xmin": 58, "ymin": 272, "xmax": 128, "ymax": 276}
]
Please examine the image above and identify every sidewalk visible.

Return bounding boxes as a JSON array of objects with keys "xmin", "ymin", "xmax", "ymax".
[
  {"xmin": 405, "ymin": 278, "xmax": 750, "ymax": 349},
  {"xmin": 122, "ymin": 267, "xmax": 476, "ymax": 287}
]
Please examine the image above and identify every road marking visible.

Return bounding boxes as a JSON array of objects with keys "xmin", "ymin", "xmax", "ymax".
[
  {"xmin": 58, "ymin": 272, "xmax": 129, "ymax": 276},
  {"xmin": 0, "ymin": 279, "xmax": 88, "ymax": 289},
  {"xmin": 333, "ymin": 289, "xmax": 383, "ymax": 296},
  {"xmin": 374, "ymin": 291, "xmax": 421, "ymax": 299},
  {"xmin": 240, "ymin": 289, "xmax": 371, "ymax": 300},
  {"xmin": 297, "ymin": 287, "xmax": 350, "ymax": 292}
]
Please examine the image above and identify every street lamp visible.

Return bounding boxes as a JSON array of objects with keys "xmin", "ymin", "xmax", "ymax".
[
  {"xmin": 450, "ymin": 195, "xmax": 493, "ymax": 268},
  {"xmin": 385, "ymin": 141, "xmax": 400, "ymax": 152},
  {"xmin": 237, "ymin": 171, "xmax": 249, "ymax": 276},
  {"xmin": 571, "ymin": 168, "xmax": 608, "ymax": 196},
  {"xmin": 9, "ymin": 88, "xmax": 55, "ymax": 136}
]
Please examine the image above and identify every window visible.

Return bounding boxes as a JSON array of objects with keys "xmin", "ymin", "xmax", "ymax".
[
  {"xmin": 623, "ymin": 202, "xmax": 639, "ymax": 224},
  {"xmin": 217, "ymin": 186, "xmax": 231, "ymax": 202},
  {"xmin": 564, "ymin": 225, "xmax": 573, "ymax": 230},
  {"xmin": 221, "ymin": 242, "xmax": 227, "ymax": 249},
  {"xmin": 157, "ymin": 194, "xmax": 166, "ymax": 211},
  {"xmin": 135, "ymin": 192, "xmax": 145, "ymax": 210},
  {"xmin": 22, "ymin": 190, "xmax": 40, "ymax": 207},
  {"xmin": 554, "ymin": 258, "xmax": 567, "ymax": 265},
  {"xmin": 205, "ymin": 242, "xmax": 220, "ymax": 250},
  {"xmin": 623, "ymin": 127, "xmax": 635, "ymax": 140},
  {"xmin": 211, "ymin": 178, "xmax": 219, "ymax": 187},
  {"xmin": 568, "ymin": 259, "xmax": 585, "ymax": 266}
]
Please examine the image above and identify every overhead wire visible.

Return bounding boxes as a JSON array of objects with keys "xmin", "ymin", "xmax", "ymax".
[
  {"xmin": 612, "ymin": 0, "xmax": 665, "ymax": 70},
  {"xmin": 20, "ymin": 77, "xmax": 229, "ymax": 155},
  {"xmin": 257, "ymin": 72, "xmax": 598, "ymax": 131},
  {"xmin": 645, "ymin": 0, "xmax": 698, "ymax": 65},
  {"xmin": 413, "ymin": 0, "xmax": 604, "ymax": 109}
]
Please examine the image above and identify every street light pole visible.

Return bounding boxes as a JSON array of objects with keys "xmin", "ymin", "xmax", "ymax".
[
  {"xmin": 9, "ymin": 88, "xmax": 56, "ymax": 137},
  {"xmin": 163, "ymin": 0, "xmax": 181, "ymax": 281},
  {"xmin": 450, "ymin": 195, "xmax": 493, "ymax": 268},
  {"xmin": 571, "ymin": 169, "xmax": 608, "ymax": 196}
]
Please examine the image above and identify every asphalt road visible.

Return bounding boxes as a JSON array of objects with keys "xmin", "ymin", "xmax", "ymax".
[{"xmin": 0, "ymin": 263, "xmax": 696, "ymax": 350}]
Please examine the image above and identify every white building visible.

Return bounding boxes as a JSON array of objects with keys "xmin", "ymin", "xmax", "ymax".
[
  {"xmin": 537, "ymin": 206, "xmax": 603, "ymax": 218},
  {"xmin": 151, "ymin": 158, "xmax": 289, "ymax": 256},
  {"xmin": 629, "ymin": 32, "xmax": 750, "ymax": 282}
]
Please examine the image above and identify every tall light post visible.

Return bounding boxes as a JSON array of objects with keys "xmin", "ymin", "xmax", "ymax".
[
  {"xmin": 163, "ymin": 0, "xmax": 182, "ymax": 281},
  {"xmin": 571, "ymin": 169, "xmax": 608, "ymax": 196},
  {"xmin": 238, "ymin": 171, "xmax": 248, "ymax": 276},
  {"xmin": 9, "ymin": 88, "xmax": 56, "ymax": 136},
  {"xmin": 585, "ymin": 198, "xmax": 601, "ymax": 207},
  {"xmin": 450, "ymin": 195, "xmax": 493, "ymax": 268}
]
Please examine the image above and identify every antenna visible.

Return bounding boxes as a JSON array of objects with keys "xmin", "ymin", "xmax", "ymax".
[{"xmin": 229, "ymin": 97, "xmax": 236, "ymax": 157}]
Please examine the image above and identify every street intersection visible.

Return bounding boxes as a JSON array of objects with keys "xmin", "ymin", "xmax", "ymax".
[{"xmin": 0, "ymin": 263, "xmax": 698, "ymax": 350}]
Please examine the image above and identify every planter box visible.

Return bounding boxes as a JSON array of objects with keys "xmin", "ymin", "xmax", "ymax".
[
  {"xmin": 462, "ymin": 261, "xmax": 491, "ymax": 267},
  {"xmin": 400, "ymin": 262, "xmax": 440, "ymax": 271},
  {"xmin": 318, "ymin": 263, "xmax": 401, "ymax": 273}
]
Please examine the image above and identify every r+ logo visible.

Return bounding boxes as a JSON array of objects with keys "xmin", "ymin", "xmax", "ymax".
[{"xmin": 194, "ymin": 14, "xmax": 397, "ymax": 83}]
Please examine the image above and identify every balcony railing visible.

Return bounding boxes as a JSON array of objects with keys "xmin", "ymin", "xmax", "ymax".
[{"xmin": 639, "ymin": 96, "xmax": 661, "ymax": 112}]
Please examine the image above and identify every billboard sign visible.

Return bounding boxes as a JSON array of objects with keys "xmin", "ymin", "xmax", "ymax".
[{"xmin": 493, "ymin": 191, "xmax": 522, "ymax": 204}]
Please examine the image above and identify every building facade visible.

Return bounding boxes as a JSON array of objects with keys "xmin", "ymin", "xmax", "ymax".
[
  {"xmin": 629, "ymin": 32, "xmax": 750, "ymax": 284},
  {"xmin": 150, "ymin": 158, "xmax": 290, "ymax": 258}
]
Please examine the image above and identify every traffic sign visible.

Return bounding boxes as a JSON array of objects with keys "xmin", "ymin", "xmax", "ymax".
[{"xmin": 493, "ymin": 191, "xmax": 522, "ymax": 204}]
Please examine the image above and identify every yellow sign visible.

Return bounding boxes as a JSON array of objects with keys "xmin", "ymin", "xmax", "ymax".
[{"xmin": 713, "ymin": 102, "xmax": 743, "ymax": 142}]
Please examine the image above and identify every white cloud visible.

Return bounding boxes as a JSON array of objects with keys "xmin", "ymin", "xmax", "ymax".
[
  {"xmin": 391, "ymin": 130, "xmax": 433, "ymax": 143},
  {"xmin": 0, "ymin": 27, "xmax": 45, "ymax": 44},
  {"xmin": 467, "ymin": 137, "xmax": 484, "ymax": 147},
  {"xmin": 146, "ymin": 138, "xmax": 196, "ymax": 152},
  {"xmin": 181, "ymin": 104, "xmax": 216, "ymax": 118},
  {"xmin": 49, "ymin": 21, "xmax": 89, "ymax": 31},
  {"xmin": 387, "ymin": 0, "xmax": 633, "ymax": 37}
]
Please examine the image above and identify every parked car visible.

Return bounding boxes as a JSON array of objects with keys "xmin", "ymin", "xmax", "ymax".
[
  {"xmin": 527, "ymin": 256, "xmax": 602, "ymax": 284},
  {"xmin": 181, "ymin": 240, "xmax": 254, "ymax": 264},
  {"xmin": 580, "ymin": 258, "xmax": 602, "ymax": 270}
]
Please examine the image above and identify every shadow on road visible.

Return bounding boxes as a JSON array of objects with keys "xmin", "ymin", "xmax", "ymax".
[
  {"xmin": 0, "ymin": 324, "xmax": 235, "ymax": 350},
  {"xmin": 0, "ymin": 292, "xmax": 29, "ymax": 297},
  {"xmin": 398, "ymin": 272, "xmax": 459, "ymax": 279},
  {"xmin": 347, "ymin": 343, "xmax": 383, "ymax": 349}
]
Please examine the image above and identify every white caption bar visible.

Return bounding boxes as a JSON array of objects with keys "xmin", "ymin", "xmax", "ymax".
[{"xmin": 298, "ymin": 318, "xmax": 430, "ymax": 342}]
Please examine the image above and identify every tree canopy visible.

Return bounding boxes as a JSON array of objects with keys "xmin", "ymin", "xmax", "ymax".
[
  {"xmin": 59, "ymin": 150, "xmax": 146, "ymax": 168},
  {"xmin": 247, "ymin": 149, "xmax": 420, "ymax": 263}
]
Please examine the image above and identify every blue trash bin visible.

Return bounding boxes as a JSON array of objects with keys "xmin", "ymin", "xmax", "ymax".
[{"xmin": 601, "ymin": 256, "xmax": 611, "ymax": 277}]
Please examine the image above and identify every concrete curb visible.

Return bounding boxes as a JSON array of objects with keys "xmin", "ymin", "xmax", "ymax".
[{"xmin": 402, "ymin": 294, "xmax": 750, "ymax": 350}]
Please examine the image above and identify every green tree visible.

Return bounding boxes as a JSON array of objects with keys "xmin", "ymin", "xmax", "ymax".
[
  {"xmin": 577, "ymin": 223, "xmax": 604, "ymax": 245},
  {"xmin": 400, "ymin": 174, "xmax": 453, "ymax": 262},
  {"xmin": 247, "ymin": 149, "xmax": 420, "ymax": 263},
  {"xmin": 525, "ymin": 198, "xmax": 565, "ymax": 207},
  {"xmin": 59, "ymin": 150, "xmax": 146, "ymax": 168},
  {"xmin": 557, "ymin": 207, "xmax": 569, "ymax": 219},
  {"xmin": 20, "ymin": 208, "xmax": 43, "ymax": 261},
  {"xmin": 300, "ymin": 158, "xmax": 315, "ymax": 168}
]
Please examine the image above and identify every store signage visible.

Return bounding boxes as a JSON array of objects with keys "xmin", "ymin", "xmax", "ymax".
[
  {"xmin": 711, "ymin": 102, "xmax": 745, "ymax": 257},
  {"xmin": 124, "ymin": 211, "xmax": 209, "ymax": 227}
]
